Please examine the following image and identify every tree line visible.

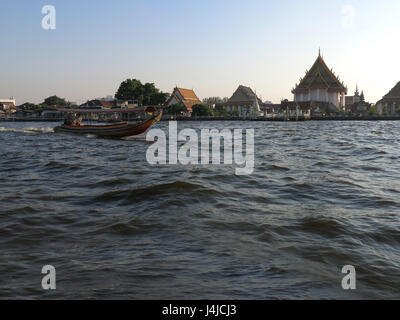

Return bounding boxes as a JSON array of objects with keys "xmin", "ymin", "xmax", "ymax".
[
  {"xmin": 17, "ymin": 78, "xmax": 230, "ymax": 115},
  {"xmin": 168, "ymin": 103, "xmax": 229, "ymax": 117},
  {"xmin": 18, "ymin": 96, "xmax": 75, "ymax": 110}
]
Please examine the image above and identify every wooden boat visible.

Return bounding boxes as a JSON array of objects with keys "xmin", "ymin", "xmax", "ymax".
[{"xmin": 54, "ymin": 110, "xmax": 162, "ymax": 138}]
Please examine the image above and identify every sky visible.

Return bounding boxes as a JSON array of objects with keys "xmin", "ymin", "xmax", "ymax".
[{"xmin": 1, "ymin": 0, "xmax": 399, "ymax": 105}]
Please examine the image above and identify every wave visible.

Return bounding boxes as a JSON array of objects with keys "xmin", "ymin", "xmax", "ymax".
[
  {"xmin": 44, "ymin": 161, "xmax": 82, "ymax": 171},
  {"xmin": 92, "ymin": 181, "xmax": 221, "ymax": 204},
  {"xmin": 4, "ymin": 206, "xmax": 39, "ymax": 215},
  {"xmin": 297, "ymin": 215, "xmax": 348, "ymax": 238},
  {"xmin": 268, "ymin": 164, "xmax": 290, "ymax": 171},
  {"xmin": 0, "ymin": 126, "xmax": 54, "ymax": 134}
]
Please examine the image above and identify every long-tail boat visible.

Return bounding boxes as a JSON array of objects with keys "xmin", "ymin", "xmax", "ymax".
[{"xmin": 54, "ymin": 108, "xmax": 162, "ymax": 138}]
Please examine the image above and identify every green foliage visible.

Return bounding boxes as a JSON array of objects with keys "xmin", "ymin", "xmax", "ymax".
[
  {"xmin": 115, "ymin": 78, "xmax": 167, "ymax": 106},
  {"xmin": 18, "ymin": 100, "xmax": 72, "ymax": 111},
  {"xmin": 360, "ymin": 91, "xmax": 365, "ymax": 102},
  {"xmin": 168, "ymin": 103, "xmax": 186, "ymax": 115},
  {"xmin": 192, "ymin": 104, "xmax": 214, "ymax": 116},
  {"xmin": 43, "ymin": 95, "xmax": 69, "ymax": 107},
  {"xmin": 213, "ymin": 103, "xmax": 229, "ymax": 116},
  {"xmin": 368, "ymin": 105, "xmax": 379, "ymax": 115},
  {"xmin": 18, "ymin": 103, "xmax": 39, "ymax": 110},
  {"xmin": 202, "ymin": 97, "xmax": 228, "ymax": 105}
]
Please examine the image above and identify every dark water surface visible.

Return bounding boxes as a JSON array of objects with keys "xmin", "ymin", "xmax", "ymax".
[{"xmin": 0, "ymin": 121, "xmax": 399, "ymax": 299}]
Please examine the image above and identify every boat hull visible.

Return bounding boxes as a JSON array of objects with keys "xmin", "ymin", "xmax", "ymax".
[{"xmin": 54, "ymin": 111, "xmax": 162, "ymax": 138}]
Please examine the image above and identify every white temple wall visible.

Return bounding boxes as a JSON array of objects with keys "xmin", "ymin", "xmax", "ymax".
[
  {"xmin": 294, "ymin": 90, "xmax": 342, "ymax": 107},
  {"xmin": 310, "ymin": 89, "xmax": 317, "ymax": 100},
  {"xmin": 329, "ymin": 92, "xmax": 339, "ymax": 106}
]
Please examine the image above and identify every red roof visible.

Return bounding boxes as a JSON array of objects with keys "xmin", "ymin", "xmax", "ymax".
[
  {"xmin": 176, "ymin": 88, "xmax": 200, "ymax": 101},
  {"xmin": 165, "ymin": 87, "xmax": 202, "ymax": 112}
]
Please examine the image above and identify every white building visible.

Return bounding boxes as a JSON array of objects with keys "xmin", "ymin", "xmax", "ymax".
[{"xmin": 0, "ymin": 99, "xmax": 16, "ymax": 113}]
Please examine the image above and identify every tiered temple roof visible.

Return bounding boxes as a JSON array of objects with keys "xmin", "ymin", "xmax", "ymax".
[
  {"xmin": 292, "ymin": 53, "xmax": 347, "ymax": 94},
  {"xmin": 383, "ymin": 81, "xmax": 400, "ymax": 101}
]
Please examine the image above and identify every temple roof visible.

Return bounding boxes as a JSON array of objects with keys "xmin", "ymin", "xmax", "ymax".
[
  {"xmin": 226, "ymin": 85, "xmax": 263, "ymax": 105},
  {"xmin": 383, "ymin": 81, "xmax": 400, "ymax": 100},
  {"xmin": 293, "ymin": 54, "xmax": 347, "ymax": 94},
  {"xmin": 175, "ymin": 87, "xmax": 201, "ymax": 101},
  {"xmin": 165, "ymin": 87, "xmax": 202, "ymax": 112}
]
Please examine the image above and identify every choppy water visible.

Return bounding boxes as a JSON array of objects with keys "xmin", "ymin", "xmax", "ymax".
[{"xmin": 0, "ymin": 120, "xmax": 399, "ymax": 300}]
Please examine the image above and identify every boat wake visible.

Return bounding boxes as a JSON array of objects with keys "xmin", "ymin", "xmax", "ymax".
[
  {"xmin": 85, "ymin": 134, "xmax": 97, "ymax": 139},
  {"xmin": 0, "ymin": 126, "xmax": 54, "ymax": 134}
]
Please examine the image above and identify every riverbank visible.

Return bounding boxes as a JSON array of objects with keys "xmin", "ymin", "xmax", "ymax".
[
  {"xmin": 163, "ymin": 115, "xmax": 400, "ymax": 121},
  {"xmin": 2, "ymin": 115, "xmax": 400, "ymax": 122}
]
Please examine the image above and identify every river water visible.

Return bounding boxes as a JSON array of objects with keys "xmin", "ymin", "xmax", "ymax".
[{"xmin": 0, "ymin": 120, "xmax": 399, "ymax": 299}]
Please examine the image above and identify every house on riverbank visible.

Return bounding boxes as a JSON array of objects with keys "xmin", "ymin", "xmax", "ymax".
[{"xmin": 0, "ymin": 99, "xmax": 16, "ymax": 115}]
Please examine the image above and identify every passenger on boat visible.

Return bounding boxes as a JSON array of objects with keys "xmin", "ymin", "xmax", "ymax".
[{"xmin": 64, "ymin": 113, "xmax": 83, "ymax": 126}]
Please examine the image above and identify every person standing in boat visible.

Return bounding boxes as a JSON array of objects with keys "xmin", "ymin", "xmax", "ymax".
[{"xmin": 64, "ymin": 113, "xmax": 82, "ymax": 126}]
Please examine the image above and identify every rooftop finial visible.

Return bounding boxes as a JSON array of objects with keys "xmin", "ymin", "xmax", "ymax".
[
  {"xmin": 319, "ymin": 48, "xmax": 321, "ymax": 57},
  {"xmin": 355, "ymin": 83, "xmax": 359, "ymax": 96}
]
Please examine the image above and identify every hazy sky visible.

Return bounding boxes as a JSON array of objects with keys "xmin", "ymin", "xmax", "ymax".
[{"xmin": 1, "ymin": 0, "xmax": 399, "ymax": 104}]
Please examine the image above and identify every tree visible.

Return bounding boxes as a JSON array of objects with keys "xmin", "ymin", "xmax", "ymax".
[
  {"xmin": 213, "ymin": 103, "xmax": 229, "ymax": 116},
  {"xmin": 43, "ymin": 95, "xmax": 69, "ymax": 107},
  {"xmin": 360, "ymin": 91, "xmax": 365, "ymax": 102},
  {"xmin": 368, "ymin": 105, "xmax": 379, "ymax": 115},
  {"xmin": 168, "ymin": 103, "xmax": 186, "ymax": 115},
  {"xmin": 18, "ymin": 103, "xmax": 39, "ymax": 110},
  {"xmin": 115, "ymin": 78, "xmax": 167, "ymax": 106},
  {"xmin": 115, "ymin": 79, "xmax": 144, "ymax": 103},
  {"xmin": 202, "ymin": 97, "xmax": 228, "ymax": 105},
  {"xmin": 192, "ymin": 104, "xmax": 214, "ymax": 116}
]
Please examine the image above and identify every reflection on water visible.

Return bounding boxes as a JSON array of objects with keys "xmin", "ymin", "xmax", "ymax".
[{"xmin": 0, "ymin": 120, "xmax": 399, "ymax": 299}]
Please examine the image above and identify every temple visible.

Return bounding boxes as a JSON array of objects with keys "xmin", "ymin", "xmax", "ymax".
[
  {"xmin": 165, "ymin": 87, "xmax": 202, "ymax": 115},
  {"xmin": 377, "ymin": 82, "xmax": 400, "ymax": 115},
  {"xmin": 292, "ymin": 51, "xmax": 347, "ymax": 113},
  {"xmin": 345, "ymin": 84, "xmax": 361, "ymax": 107},
  {"xmin": 224, "ymin": 85, "xmax": 262, "ymax": 117}
]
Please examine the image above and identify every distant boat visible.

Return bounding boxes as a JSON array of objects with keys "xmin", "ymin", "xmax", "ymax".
[{"xmin": 54, "ymin": 110, "xmax": 162, "ymax": 138}]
